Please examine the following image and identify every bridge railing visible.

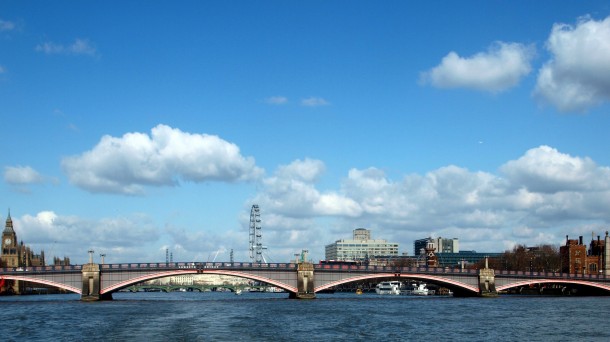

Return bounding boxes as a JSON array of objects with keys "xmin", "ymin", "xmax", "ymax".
[
  {"xmin": 313, "ymin": 264, "xmax": 610, "ymax": 280},
  {"xmin": 495, "ymin": 269, "xmax": 609, "ymax": 280},
  {"xmin": 314, "ymin": 264, "xmax": 479, "ymax": 275},
  {"xmin": 0, "ymin": 265, "xmax": 82, "ymax": 273},
  {"xmin": 100, "ymin": 262, "xmax": 298, "ymax": 271}
]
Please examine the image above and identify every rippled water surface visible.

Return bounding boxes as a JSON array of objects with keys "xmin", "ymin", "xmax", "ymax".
[{"xmin": 1, "ymin": 292, "xmax": 609, "ymax": 341}]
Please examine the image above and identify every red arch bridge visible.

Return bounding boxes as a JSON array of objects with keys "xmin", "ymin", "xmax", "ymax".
[{"xmin": 1, "ymin": 262, "xmax": 609, "ymax": 300}]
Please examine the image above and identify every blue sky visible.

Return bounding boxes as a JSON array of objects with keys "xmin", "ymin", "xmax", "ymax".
[{"xmin": 2, "ymin": 1, "xmax": 610, "ymax": 264}]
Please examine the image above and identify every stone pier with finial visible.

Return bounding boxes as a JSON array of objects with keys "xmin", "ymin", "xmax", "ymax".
[
  {"xmin": 81, "ymin": 249, "xmax": 112, "ymax": 301},
  {"xmin": 478, "ymin": 257, "xmax": 498, "ymax": 297}
]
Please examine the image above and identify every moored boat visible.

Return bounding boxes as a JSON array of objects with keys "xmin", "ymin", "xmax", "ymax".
[
  {"xmin": 375, "ymin": 281, "xmax": 401, "ymax": 295},
  {"xmin": 402, "ymin": 282, "xmax": 429, "ymax": 296}
]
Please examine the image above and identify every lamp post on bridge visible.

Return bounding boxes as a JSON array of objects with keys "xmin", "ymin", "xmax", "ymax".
[
  {"xmin": 100, "ymin": 254, "xmax": 106, "ymax": 264},
  {"xmin": 88, "ymin": 249, "xmax": 94, "ymax": 264}
]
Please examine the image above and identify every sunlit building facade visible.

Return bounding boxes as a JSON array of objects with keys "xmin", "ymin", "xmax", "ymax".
[{"xmin": 325, "ymin": 228, "xmax": 399, "ymax": 261}]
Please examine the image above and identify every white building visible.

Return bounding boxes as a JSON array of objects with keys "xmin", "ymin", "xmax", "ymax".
[{"xmin": 325, "ymin": 228, "xmax": 399, "ymax": 261}]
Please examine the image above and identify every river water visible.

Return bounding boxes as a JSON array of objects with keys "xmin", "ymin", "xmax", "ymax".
[{"xmin": 1, "ymin": 292, "xmax": 608, "ymax": 341}]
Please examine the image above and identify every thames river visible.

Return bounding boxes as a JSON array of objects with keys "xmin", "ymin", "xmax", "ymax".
[{"xmin": 1, "ymin": 292, "xmax": 608, "ymax": 341}]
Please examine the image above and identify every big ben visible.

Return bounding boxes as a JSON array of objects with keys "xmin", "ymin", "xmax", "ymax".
[{"xmin": 1, "ymin": 210, "xmax": 19, "ymax": 268}]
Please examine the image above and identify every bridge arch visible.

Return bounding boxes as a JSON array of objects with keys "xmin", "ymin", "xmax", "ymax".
[
  {"xmin": 0, "ymin": 275, "xmax": 81, "ymax": 294},
  {"xmin": 314, "ymin": 272, "xmax": 479, "ymax": 294},
  {"xmin": 101, "ymin": 269, "xmax": 298, "ymax": 295},
  {"xmin": 497, "ymin": 279, "xmax": 610, "ymax": 293}
]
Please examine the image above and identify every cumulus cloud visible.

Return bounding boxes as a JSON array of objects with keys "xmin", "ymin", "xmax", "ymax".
[
  {"xmin": 252, "ymin": 158, "xmax": 361, "ymax": 218},
  {"xmin": 11, "ymin": 145, "xmax": 610, "ymax": 263},
  {"xmin": 14, "ymin": 211, "xmax": 161, "ymax": 263},
  {"xmin": 35, "ymin": 38, "xmax": 97, "ymax": 56},
  {"xmin": 534, "ymin": 15, "xmax": 610, "ymax": 112},
  {"xmin": 264, "ymin": 96, "xmax": 288, "ymax": 105},
  {"xmin": 251, "ymin": 146, "xmax": 610, "ymax": 257},
  {"xmin": 422, "ymin": 42, "xmax": 534, "ymax": 92},
  {"xmin": 62, "ymin": 124, "xmax": 263, "ymax": 194},
  {"xmin": 4, "ymin": 165, "xmax": 44, "ymax": 185},
  {"xmin": 276, "ymin": 158, "xmax": 325, "ymax": 182},
  {"xmin": 500, "ymin": 145, "xmax": 610, "ymax": 193},
  {"xmin": 301, "ymin": 97, "xmax": 330, "ymax": 107}
]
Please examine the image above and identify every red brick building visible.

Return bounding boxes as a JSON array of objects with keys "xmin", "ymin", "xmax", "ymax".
[{"xmin": 560, "ymin": 233, "xmax": 609, "ymax": 275}]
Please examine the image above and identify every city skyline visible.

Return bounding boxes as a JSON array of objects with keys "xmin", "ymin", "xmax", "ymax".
[{"xmin": 2, "ymin": 2, "xmax": 610, "ymax": 264}]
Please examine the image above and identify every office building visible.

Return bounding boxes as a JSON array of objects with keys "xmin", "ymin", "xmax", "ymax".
[
  {"xmin": 414, "ymin": 237, "xmax": 459, "ymax": 256},
  {"xmin": 325, "ymin": 228, "xmax": 399, "ymax": 261}
]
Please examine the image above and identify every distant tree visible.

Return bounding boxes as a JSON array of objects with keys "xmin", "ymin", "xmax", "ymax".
[
  {"xmin": 472, "ymin": 244, "xmax": 561, "ymax": 272},
  {"xmin": 531, "ymin": 244, "xmax": 561, "ymax": 272},
  {"xmin": 506, "ymin": 245, "xmax": 530, "ymax": 271},
  {"xmin": 392, "ymin": 257, "xmax": 417, "ymax": 267}
]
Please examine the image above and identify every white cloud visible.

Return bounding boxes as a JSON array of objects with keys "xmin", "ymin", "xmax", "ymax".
[
  {"xmin": 6, "ymin": 209, "xmax": 256, "ymax": 264},
  {"xmin": 0, "ymin": 19, "xmax": 15, "ymax": 31},
  {"xmin": 534, "ymin": 15, "xmax": 610, "ymax": 112},
  {"xmin": 301, "ymin": 97, "xmax": 330, "ymax": 107},
  {"xmin": 252, "ymin": 159, "xmax": 361, "ymax": 218},
  {"xmin": 61, "ymin": 124, "xmax": 264, "ymax": 194},
  {"xmin": 35, "ymin": 38, "xmax": 97, "ymax": 56},
  {"xmin": 422, "ymin": 41, "xmax": 534, "ymax": 92},
  {"xmin": 248, "ymin": 145, "xmax": 610, "ymax": 259},
  {"xmin": 4, "ymin": 165, "xmax": 44, "ymax": 185},
  {"xmin": 11, "ymin": 145, "xmax": 610, "ymax": 263},
  {"xmin": 264, "ymin": 96, "xmax": 288, "ymax": 105},
  {"xmin": 500, "ymin": 145, "xmax": 610, "ymax": 193},
  {"xmin": 14, "ymin": 211, "xmax": 161, "ymax": 263},
  {"xmin": 276, "ymin": 158, "xmax": 325, "ymax": 182}
]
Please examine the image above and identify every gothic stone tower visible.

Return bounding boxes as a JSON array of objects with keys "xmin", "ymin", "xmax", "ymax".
[
  {"xmin": 1, "ymin": 210, "xmax": 19, "ymax": 268},
  {"xmin": 1, "ymin": 211, "xmax": 20, "ymax": 294}
]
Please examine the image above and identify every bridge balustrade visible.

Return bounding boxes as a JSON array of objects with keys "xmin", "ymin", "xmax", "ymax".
[
  {"xmin": 312, "ymin": 264, "xmax": 479, "ymax": 275},
  {"xmin": 495, "ymin": 269, "xmax": 608, "ymax": 280},
  {"xmin": 90, "ymin": 261, "xmax": 299, "ymax": 271},
  {"xmin": 0, "ymin": 264, "xmax": 83, "ymax": 273}
]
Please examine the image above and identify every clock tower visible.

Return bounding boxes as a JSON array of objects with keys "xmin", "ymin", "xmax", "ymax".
[{"xmin": 1, "ymin": 210, "xmax": 19, "ymax": 267}]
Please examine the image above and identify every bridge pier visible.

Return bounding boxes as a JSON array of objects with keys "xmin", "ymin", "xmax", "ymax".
[
  {"xmin": 81, "ymin": 263, "xmax": 112, "ymax": 301},
  {"xmin": 291, "ymin": 262, "xmax": 315, "ymax": 299},
  {"xmin": 478, "ymin": 258, "xmax": 498, "ymax": 297}
]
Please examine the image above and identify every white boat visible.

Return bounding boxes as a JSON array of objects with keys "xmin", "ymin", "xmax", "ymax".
[
  {"xmin": 412, "ymin": 283, "xmax": 429, "ymax": 296},
  {"xmin": 402, "ymin": 282, "xmax": 429, "ymax": 296},
  {"xmin": 235, "ymin": 289, "xmax": 242, "ymax": 295},
  {"xmin": 375, "ymin": 281, "xmax": 402, "ymax": 295}
]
